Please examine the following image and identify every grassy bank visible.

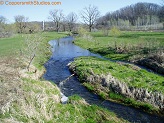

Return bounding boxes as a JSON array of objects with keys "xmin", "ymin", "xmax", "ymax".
[
  {"xmin": 0, "ymin": 32, "xmax": 67, "ymax": 57},
  {"xmin": 0, "ymin": 32, "xmax": 67, "ymax": 69},
  {"xmin": 71, "ymin": 57, "xmax": 164, "ymax": 94},
  {"xmin": 0, "ymin": 32, "xmax": 128, "ymax": 122},
  {"xmin": 74, "ymin": 31, "xmax": 164, "ymax": 61},
  {"xmin": 0, "ymin": 60, "xmax": 126, "ymax": 122},
  {"xmin": 69, "ymin": 56, "xmax": 164, "ymax": 114}
]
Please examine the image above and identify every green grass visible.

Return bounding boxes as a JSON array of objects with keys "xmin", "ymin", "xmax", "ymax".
[
  {"xmin": 0, "ymin": 31, "xmax": 67, "ymax": 70},
  {"xmin": 0, "ymin": 32, "xmax": 67, "ymax": 57},
  {"xmin": 70, "ymin": 56, "xmax": 163, "ymax": 114},
  {"xmin": 0, "ymin": 34, "xmax": 23, "ymax": 56},
  {"xmin": 108, "ymin": 92, "xmax": 155, "ymax": 113},
  {"xmin": 0, "ymin": 32, "xmax": 128, "ymax": 122},
  {"xmin": 0, "ymin": 77, "xmax": 127, "ymax": 123},
  {"xmin": 32, "ymin": 32, "xmax": 68, "ymax": 69},
  {"xmin": 82, "ymin": 81, "xmax": 157, "ymax": 113},
  {"xmin": 71, "ymin": 56, "xmax": 164, "ymax": 95},
  {"xmin": 74, "ymin": 31, "xmax": 164, "ymax": 61},
  {"xmin": 73, "ymin": 31, "xmax": 164, "ymax": 114}
]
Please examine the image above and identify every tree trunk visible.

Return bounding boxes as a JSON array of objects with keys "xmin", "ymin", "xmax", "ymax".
[
  {"xmin": 27, "ymin": 54, "xmax": 35, "ymax": 71},
  {"xmin": 89, "ymin": 26, "xmax": 92, "ymax": 32},
  {"xmin": 56, "ymin": 22, "xmax": 59, "ymax": 32}
]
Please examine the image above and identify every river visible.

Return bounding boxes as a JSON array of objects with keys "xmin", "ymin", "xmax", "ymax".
[{"xmin": 43, "ymin": 36, "xmax": 164, "ymax": 123}]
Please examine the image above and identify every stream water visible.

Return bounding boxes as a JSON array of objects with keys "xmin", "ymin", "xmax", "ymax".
[{"xmin": 43, "ymin": 36, "xmax": 164, "ymax": 123}]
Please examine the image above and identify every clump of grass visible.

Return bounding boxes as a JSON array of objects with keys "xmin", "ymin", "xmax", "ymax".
[{"xmin": 83, "ymin": 82, "xmax": 94, "ymax": 91}]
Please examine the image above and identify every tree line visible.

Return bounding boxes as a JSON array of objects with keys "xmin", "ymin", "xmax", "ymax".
[
  {"xmin": 97, "ymin": 2, "xmax": 164, "ymax": 30},
  {"xmin": 0, "ymin": 2, "xmax": 164, "ymax": 37}
]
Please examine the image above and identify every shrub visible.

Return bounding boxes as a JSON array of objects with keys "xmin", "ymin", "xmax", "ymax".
[
  {"xmin": 78, "ymin": 26, "xmax": 88, "ymax": 37},
  {"xmin": 110, "ymin": 26, "xmax": 121, "ymax": 37}
]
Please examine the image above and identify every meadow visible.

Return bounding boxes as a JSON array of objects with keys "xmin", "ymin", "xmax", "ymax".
[
  {"xmin": 0, "ymin": 32, "xmax": 67, "ymax": 57},
  {"xmin": 75, "ymin": 31, "xmax": 164, "ymax": 62},
  {"xmin": 71, "ymin": 30, "xmax": 164, "ymax": 115},
  {"xmin": 0, "ymin": 32, "xmax": 128, "ymax": 122}
]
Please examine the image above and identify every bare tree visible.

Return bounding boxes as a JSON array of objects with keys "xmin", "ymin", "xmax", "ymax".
[
  {"xmin": 0, "ymin": 16, "xmax": 13, "ymax": 38},
  {"xmin": 66, "ymin": 12, "xmax": 77, "ymax": 32},
  {"xmin": 96, "ymin": 2, "xmax": 162, "ymax": 30},
  {"xmin": 61, "ymin": 15, "xmax": 67, "ymax": 32},
  {"xmin": 49, "ymin": 9, "xmax": 64, "ymax": 32},
  {"xmin": 0, "ymin": 16, "xmax": 6, "ymax": 30},
  {"xmin": 27, "ymin": 22, "xmax": 41, "ymax": 33},
  {"xmin": 14, "ymin": 15, "xmax": 28, "ymax": 33},
  {"xmin": 0, "ymin": 16, "xmax": 7, "ymax": 37},
  {"xmin": 0, "ymin": 16, "xmax": 6, "ymax": 24},
  {"xmin": 159, "ymin": 6, "xmax": 164, "ymax": 29},
  {"xmin": 21, "ymin": 34, "xmax": 43, "ymax": 71},
  {"xmin": 81, "ymin": 5, "xmax": 100, "ymax": 32}
]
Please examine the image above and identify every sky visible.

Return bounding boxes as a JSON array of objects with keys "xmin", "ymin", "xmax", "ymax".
[{"xmin": 0, "ymin": 0, "xmax": 163, "ymax": 23}]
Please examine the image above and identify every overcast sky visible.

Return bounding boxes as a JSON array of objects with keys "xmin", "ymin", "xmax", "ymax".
[{"xmin": 0, "ymin": 0, "xmax": 162, "ymax": 23}]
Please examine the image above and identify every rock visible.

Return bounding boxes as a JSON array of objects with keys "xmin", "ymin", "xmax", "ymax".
[{"xmin": 60, "ymin": 93, "xmax": 68, "ymax": 104}]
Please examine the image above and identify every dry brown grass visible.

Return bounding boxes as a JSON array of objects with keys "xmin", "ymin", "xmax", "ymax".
[
  {"xmin": 0, "ymin": 57, "xmax": 128, "ymax": 123},
  {"xmin": 0, "ymin": 57, "xmax": 61, "ymax": 122},
  {"xmin": 150, "ymin": 51, "xmax": 164, "ymax": 64}
]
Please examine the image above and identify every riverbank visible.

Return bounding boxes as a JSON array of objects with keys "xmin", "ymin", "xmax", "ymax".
[
  {"xmin": 0, "ymin": 32, "xmax": 128, "ymax": 122},
  {"xmin": 74, "ymin": 31, "xmax": 164, "ymax": 75},
  {"xmin": 69, "ymin": 56, "xmax": 164, "ymax": 116}
]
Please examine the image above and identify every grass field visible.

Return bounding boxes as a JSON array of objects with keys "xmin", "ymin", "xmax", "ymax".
[
  {"xmin": 0, "ymin": 32, "xmax": 67, "ymax": 57},
  {"xmin": 0, "ymin": 32, "xmax": 68, "ymax": 70},
  {"xmin": 72, "ymin": 31, "xmax": 164, "ymax": 114},
  {"xmin": 0, "ymin": 34, "xmax": 23, "ymax": 56},
  {"xmin": 74, "ymin": 31, "xmax": 164, "ymax": 61},
  {"xmin": 0, "ymin": 32, "xmax": 128, "ymax": 122}
]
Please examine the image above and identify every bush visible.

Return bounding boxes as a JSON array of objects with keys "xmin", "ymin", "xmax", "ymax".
[
  {"xmin": 78, "ymin": 26, "xmax": 88, "ymax": 37},
  {"xmin": 110, "ymin": 26, "xmax": 121, "ymax": 37},
  {"xmin": 0, "ymin": 24, "xmax": 14, "ymax": 38}
]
